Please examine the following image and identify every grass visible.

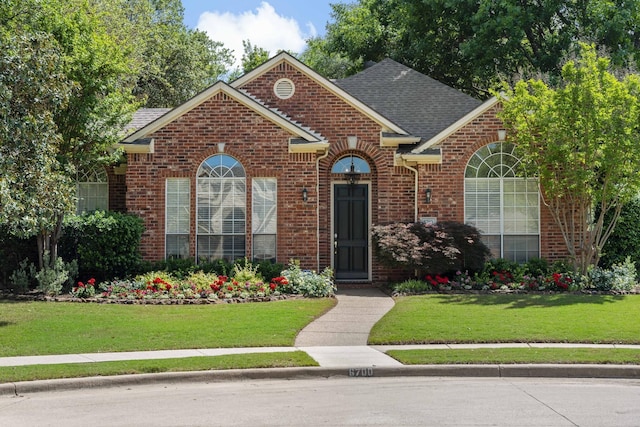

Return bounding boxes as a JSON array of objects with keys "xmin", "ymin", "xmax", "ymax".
[
  {"xmin": 369, "ymin": 294, "xmax": 640, "ymax": 344},
  {"xmin": 0, "ymin": 351, "xmax": 317, "ymax": 383},
  {"xmin": 0, "ymin": 298, "xmax": 336, "ymax": 357},
  {"xmin": 387, "ymin": 348, "xmax": 640, "ymax": 365}
]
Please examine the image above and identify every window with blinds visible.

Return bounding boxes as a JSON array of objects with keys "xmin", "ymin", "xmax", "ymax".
[
  {"xmin": 165, "ymin": 178, "xmax": 190, "ymax": 259},
  {"xmin": 252, "ymin": 178, "xmax": 277, "ymax": 262},
  {"xmin": 196, "ymin": 154, "xmax": 246, "ymax": 262},
  {"xmin": 77, "ymin": 166, "xmax": 108, "ymax": 214},
  {"xmin": 464, "ymin": 143, "xmax": 540, "ymax": 262}
]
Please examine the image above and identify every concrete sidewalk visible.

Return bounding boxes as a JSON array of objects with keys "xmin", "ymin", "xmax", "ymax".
[{"xmin": 3, "ymin": 343, "xmax": 640, "ymax": 368}]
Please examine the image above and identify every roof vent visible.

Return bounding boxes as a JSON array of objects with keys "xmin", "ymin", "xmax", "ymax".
[{"xmin": 274, "ymin": 78, "xmax": 295, "ymax": 100}]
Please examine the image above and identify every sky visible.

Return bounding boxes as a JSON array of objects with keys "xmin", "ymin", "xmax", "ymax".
[{"xmin": 181, "ymin": 1, "xmax": 336, "ymax": 68}]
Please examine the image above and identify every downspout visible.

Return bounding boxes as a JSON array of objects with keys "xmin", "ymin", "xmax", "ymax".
[
  {"xmin": 399, "ymin": 155, "xmax": 419, "ymax": 222},
  {"xmin": 316, "ymin": 148, "xmax": 330, "ymax": 271}
]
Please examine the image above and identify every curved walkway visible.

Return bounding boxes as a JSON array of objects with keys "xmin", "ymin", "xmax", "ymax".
[
  {"xmin": 295, "ymin": 287, "xmax": 401, "ymax": 367},
  {"xmin": 295, "ymin": 287, "xmax": 395, "ymax": 346}
]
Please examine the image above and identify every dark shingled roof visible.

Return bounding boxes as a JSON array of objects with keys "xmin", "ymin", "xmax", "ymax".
[
  {"xmin": 335, "ymin": 59, "xmax": 482, "ymax": 142},
  {"xmin": 123, "ymin": 108, "xmax": 171, "ymax": 136}
]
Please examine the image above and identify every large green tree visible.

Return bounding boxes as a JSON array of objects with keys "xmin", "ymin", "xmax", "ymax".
[
  {"xmin": 86, "ymin": 0, "xmax": 234, "ymax": 108},
  {"xmin": 121, "ymin": 0, "xmax": 234, "ymax": 107},
  {"xmin": 305, "ymin": 0, "xmax": 640, "ymax": 97},
  {"xmin": 0, "ymin": 31, "xmax": 74, "ymax": 269},
  {"xmin": 498, "ymin": 45, "xmax": 640, "ymax": 275},
  {"xmin": 1, "ymin": 0, "xmax": 236, "ymax": 271},
  {"xmin": 0, "ymin": 0, "xmax": 138, "ymax": 269}
]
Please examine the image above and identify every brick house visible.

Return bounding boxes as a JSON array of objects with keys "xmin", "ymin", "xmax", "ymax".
[{"xmin": 103, "ymin": 52, "xmax": 565, "ymax": 285}]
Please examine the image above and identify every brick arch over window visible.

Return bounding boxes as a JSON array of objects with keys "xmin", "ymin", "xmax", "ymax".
[
  {"xmin": 464, "ymin": 142, "xmax": 540, "ymax": 262},
  {"xmin": 196, "ymin": 154, "xmax": 246, "ymax": 262}
]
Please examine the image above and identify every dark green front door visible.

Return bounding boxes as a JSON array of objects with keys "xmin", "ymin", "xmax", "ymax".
[{"xmin": 334, "ymin": 184, "xmax": 369, "ymax": 280}]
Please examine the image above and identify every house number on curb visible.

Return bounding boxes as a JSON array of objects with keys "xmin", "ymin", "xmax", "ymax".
[{"xmin": 348, "ymin": 367, "xmax": 375, "ymax": 377}]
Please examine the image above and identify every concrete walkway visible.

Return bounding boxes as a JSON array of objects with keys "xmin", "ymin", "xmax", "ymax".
[
  {"xmin": 295, "ymin": 287, "xmax": 395, "ymax": 346},
  {"xmin": 294, "ymin": 287, "xmax": 401, "ymax": 367}
]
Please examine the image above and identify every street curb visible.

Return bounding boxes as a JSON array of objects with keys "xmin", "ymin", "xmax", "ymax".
[{"xmin": 2, "ymin": 364, "xmax": 640, "ymax": 396}]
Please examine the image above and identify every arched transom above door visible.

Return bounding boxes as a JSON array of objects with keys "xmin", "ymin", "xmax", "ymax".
[{"xmin": 331, "ymin": 155, "xmax": 371, "ymax": 174}]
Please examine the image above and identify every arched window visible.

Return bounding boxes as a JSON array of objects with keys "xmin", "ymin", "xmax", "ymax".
[
  {"xmin": 196, "ymin": 154, "xmax": 246, "ymax": 262},
  {"xmin": 464, "ymin": 143, "xmax": 539, "ymax": 262},
  {"xmin": 331, "ymin": 155, "xmax": 371, "ymax": 174},
  {"xmin": 76, "ymin": 166, "xmax": 108, "ymax": 214}
]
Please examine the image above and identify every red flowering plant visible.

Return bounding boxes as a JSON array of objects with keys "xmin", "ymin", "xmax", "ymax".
[
  {"xmin": 71, "ymin": 278, "xmax": 96, "ymax": 298},
  {"xmin": 269, "ymin": 276, "xmax": 289, "ymax": 292},
  {"xmin": 546, "ymin": 272, "xmax": 573, "ymax": 291},
  {"xmin": 425, "ymin": 274, "xmax": 451, "ymax": 290},
  {"xmin": 487, "ymin": 270, "xmax": 517, "ymax": 289}
]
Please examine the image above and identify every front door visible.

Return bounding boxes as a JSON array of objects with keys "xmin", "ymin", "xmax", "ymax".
[{"xmin": 334, "ymin": 184, "xmax": 369, "ymax": 280}]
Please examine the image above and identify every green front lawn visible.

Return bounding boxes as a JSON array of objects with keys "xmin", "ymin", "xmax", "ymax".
[
  {"xmin": 387, "ymin": 348, "xmax": 640, "ymax": 365},
  {"xmin": 369, "ymin": 294, "xmax": 640, "ymax": 344},
  {"xmin": 0, "ymin": 298, "xmax": 336, "ymax": 357},
  {"xmin": 0, "ymin": 352, "xmax": 317, "ymax": 383}
]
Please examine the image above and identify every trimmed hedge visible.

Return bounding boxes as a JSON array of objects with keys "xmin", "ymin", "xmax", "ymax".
[{"xmin": 60, "ymin": 211, "xmax": 144, "ymax": 282}]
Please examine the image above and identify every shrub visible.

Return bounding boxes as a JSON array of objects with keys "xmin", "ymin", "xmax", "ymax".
[
  {"xmin": 524, "ymin": 258, "xmax": 549, "ymax": 276},
  {"xmin": 35, "ymin": 252, "xmax": 78, "ymax": 296},
  {"xmin": 148, "ymin": 257, "xmax": 199, "ymax": 279},
  {"xmin": 371, "ymin": 221, "xmax": 490, "ymax": 276},
  {"xmin": 60, "ymin": 211, "xmax": 144, "ymax": 282},
  {"xmin": 0, "ymin": 226, "xmax": 37, "ymax": 291},
  {"xmin": 588, "ymin": 257, "xmax": 637, "ymax": 292},
  {"xmin": 436, "ymin": 221, "xmax": 491, "ymax": 272},
  {"xmin": 392, "ymin": 279, "xmax": 431, "ymax": 294},
  {"xmin": 256, "ymin": 260, "xmax": 285, "ymax": 283},
  {"xmin": 9, "ymin": 258, "xmax": 36, "ymax": 293},
  {"xmin": 281, "ymin": 260, "xmax": 335, "ymax": 297},
  {"xmin": 198, "ymin": 258, "xmax": 234, "ymax": 276},
  {"xmin": 599, "ymin": 196, "xmax": 640, "ymax": 276}
]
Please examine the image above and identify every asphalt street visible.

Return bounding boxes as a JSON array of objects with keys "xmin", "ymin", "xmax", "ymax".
[{"xmin": 2, "ymin": 376, "xmax": 640, "ymax": 426}]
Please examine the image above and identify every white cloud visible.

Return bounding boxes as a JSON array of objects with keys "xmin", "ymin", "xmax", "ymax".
[{"xmin": 197, "ymin": 2, "xmax": 316, "ymax": 69}]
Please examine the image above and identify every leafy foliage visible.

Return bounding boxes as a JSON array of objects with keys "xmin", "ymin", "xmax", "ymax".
[
  {"xmin": 120, "ymin": 0, "xmax": 234, "ymax": 107},
  {"xmin": 0, "ymin": 28, "xmax": 75, "ymax": 267},
  {"xmin": 371, "ymin": 221, "xmax": 489, "ymax": 275},
  {"xmin": 600, "ymin": 196, "xmax": 640, "ymax": 276},
  {"xmin": 281, "ymin": 260, "xmax": 336, "ymax": 297},
  {"xmin": 0, "ymin": 229, "xmax": 37, "ymax": 291},
  {"xmin": 240, "ymin": 40, "xmax": 270, "ymax": 73},
  {"xmin": 588, "ymin": 257, "xmax": 637, "ymax": 292},
  {"xmin": 34, "ymin": 251, "xmax": 78, "ymax": 296},
  {"xmin": 498, "ymin": 44, "xmax": 640, "ymax": 275},
  {"xmin": 307, "ymin": 0, "xmax": 640, "ymax": 96},
  {"xmin": 60, "ymin": 211, "xmax": 144, "ymax": 282}
]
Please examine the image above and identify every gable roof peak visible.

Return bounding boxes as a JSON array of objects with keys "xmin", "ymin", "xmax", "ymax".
[{"xmin": 231, "ymin": 52, "xmax": 409, "ymax": 135}]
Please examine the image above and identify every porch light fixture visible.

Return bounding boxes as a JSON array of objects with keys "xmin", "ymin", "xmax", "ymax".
[
  {"xmin": 497, "ymin": 129, "xmax": 506, "ymax": 141},
  {"xmin": 425, "ymin": 187, "xmax": 432, "ymax": 204},
  {"xmin": 344, "ymin": 156, "xmax": 361, "ymax": 185},
  {"xmin": 302, "ymin": 187, "xmax": 308, "ymax": 202}
]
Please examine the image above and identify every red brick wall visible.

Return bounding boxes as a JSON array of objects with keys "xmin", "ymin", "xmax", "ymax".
[
  {"xmin": 417, "ymin": 104, "xmax": 568, "ymax": 263},
  {"xmin": 125, "ymin": 92, "xmax": 316, "ymax": 263},
  {"xmin": 107, "ymin": 167, "xmax": 127, "ymax": 212}
]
